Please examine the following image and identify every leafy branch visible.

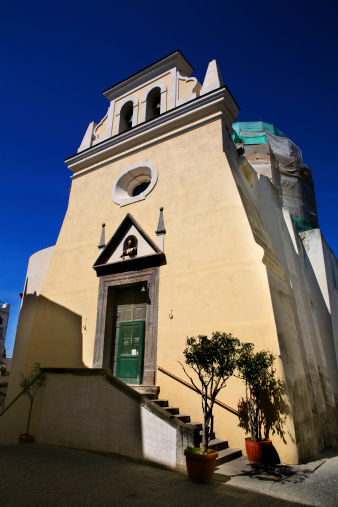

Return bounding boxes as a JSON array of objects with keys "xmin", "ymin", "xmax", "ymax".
[{"xmin": 19, "ymin": 363, "xmax": 45, "ymax": 435}]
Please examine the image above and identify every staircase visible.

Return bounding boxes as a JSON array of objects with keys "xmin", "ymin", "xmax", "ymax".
[{"xmin": 149, "ymin": 396, "xmax": 242, "ymax": 465}]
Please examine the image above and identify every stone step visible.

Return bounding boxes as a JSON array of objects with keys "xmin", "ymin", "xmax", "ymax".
[
  {"xmin": 132, "ymin": 386, "xmax": 160, "ymax": 398},
  {"xmin": 150, "ymin": 397, "xmax": 238, "ymax": 460},
  {"xmin": 208, "ymin": 438, "xmax": 229, "ymax": 452},
  {"xmin": 141, "ymin": 393, "xmax": 159, "ymax": 400},
  {"xmin": 147, "ymin": 393, "xmax": 238, "ymax": 466},
  {"xmin": 151, "ymin": 399, "xmax": 169, "ymax": 407},
  {"xmin": 215, "ymin": 447, "xmax": 242, "ymax": 465},
  {"xmin": 187, "ymin": 422, "xmax": 202, "ymax": 430},
  {"xmin": 164, "ymin": 406, "xmax": 180, "ymax": 415},
  {"xmin": 174, "ymin": 414, "xmax": 191, "ymax": 423}
]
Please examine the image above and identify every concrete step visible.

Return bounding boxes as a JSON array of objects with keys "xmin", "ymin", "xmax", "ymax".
[
  {"xmin": 141, "ymin": 393, "xmax": 159, "ymax": 400},
  {"xmin": 150, "ymin": 396, "xmax": 239, "ymax": 461},
  {"xmin": 132, "ymin": 386, "xmax": 160, "ymax": 398},
  {"xmin": 151, "ymin": 399, "xmax": 169, "ymax": 407},
  {"xmin": 208, "ymin": 438, "xmax": 229, "ymax": 452},
  {"xmin": 164, "ymin": 406, "xmax": 180, "ymax": 415},
  {"xmin": 216, "ymin": 447, "xmax": 242, "ymax": 465},
  {"xmin": 174, "ymin": 414, "xmax": 191, "ymax": 423}
]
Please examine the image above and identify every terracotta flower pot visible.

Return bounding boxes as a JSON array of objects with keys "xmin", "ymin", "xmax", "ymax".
[
  {"xmin": 184, "ymin": 448, "xmax": 218, "ymax": 484},
  {"xmin": 245, "ymin": 437, "xmax": 272, "ymax": 464},
  {"xmin": 19, "ymin": 433, "xmax": 34, "ymax": 444}
]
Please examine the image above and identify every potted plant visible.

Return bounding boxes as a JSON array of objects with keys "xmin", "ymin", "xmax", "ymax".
[
  {"xmin": 0, "ymin": 364, "xmax": 7, "ymax": 376},
  {"xmin": 237, "ymin": 343, "xmax": 286, "ymax": 464},
  {"xmin": 18, "ymin": 363, "xmax": 45, "ymax": 444},
  {"xmin": 180, "ymin": 332, "xmax": 241, "ymax": 483}
]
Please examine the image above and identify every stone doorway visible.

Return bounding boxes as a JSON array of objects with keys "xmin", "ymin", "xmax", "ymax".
[{"xmin": 92, "ymin": 267, "xmax": 159, "ymax": 386}]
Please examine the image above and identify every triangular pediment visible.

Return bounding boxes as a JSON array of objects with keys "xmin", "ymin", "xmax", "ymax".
[{"xmin": 93, "ymin": 214, "xmax": 164, "ymax": 276}]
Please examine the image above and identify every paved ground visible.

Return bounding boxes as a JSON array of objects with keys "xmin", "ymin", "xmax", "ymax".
[
  {"xmin": 216, "ymin": 449, "xmax": 338, "ymax": 506},
  {"xmin": 0, "ymin": 444, "xmax": 337, "ymax": 506}
]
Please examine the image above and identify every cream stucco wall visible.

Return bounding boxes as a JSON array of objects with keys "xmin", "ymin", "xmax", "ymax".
[
  {"xmin": 29, "ymin": 119, "xmax": 278, "ymax": 369},
  {"xmin": 178, "ymin": 76, "xmax": 200, "ymax": 101},
  {"xmin": 11, "ymin": 117, "xmax": 298, "ymax": 461}
]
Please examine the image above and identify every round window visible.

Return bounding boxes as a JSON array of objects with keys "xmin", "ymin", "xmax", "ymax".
[{"xmin": 111, "ymin": 161, "xmax": 158, "ymax": 207}]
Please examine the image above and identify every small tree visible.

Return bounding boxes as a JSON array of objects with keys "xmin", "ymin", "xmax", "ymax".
[
  {"xmin": 237, "ymin": 343, "xmax": 286, "ymax": 442},
  {"xmin": 180, "ymin": 332, "xmax": 241, "ymax": 454},
  {"xmin": 19, "ymin": 363, "xmax": 45, "ymax": 435}
]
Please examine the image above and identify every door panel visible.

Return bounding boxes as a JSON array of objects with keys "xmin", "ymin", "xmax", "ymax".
[
  {"xmin": 111, "ymin": 286, "xmax": 147, "ymax": 382},
  {"xmin": 135, "ymin": 305, "xmax": 146, "ymax": 320},
  {"xmin": 116, "ymin": 321, "xmax": 145, "ymax": 384}
]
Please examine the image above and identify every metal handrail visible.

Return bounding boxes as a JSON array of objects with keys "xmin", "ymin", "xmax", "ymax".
[{"xmin": 157, "ymin": 365, "xmax": 244, "ymax": 418}]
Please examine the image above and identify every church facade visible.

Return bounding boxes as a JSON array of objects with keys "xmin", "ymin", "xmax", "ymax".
[{"xmin": 1, "ymin": 51, "xmax": 337, "ymax": 465}]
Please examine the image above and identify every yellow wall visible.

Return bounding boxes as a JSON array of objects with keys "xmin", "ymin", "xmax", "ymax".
[{"xmin": 17, "ymin": 116, "xmax": 297, "ymax": 461}]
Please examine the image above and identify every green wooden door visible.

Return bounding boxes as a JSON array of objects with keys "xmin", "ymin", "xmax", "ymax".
[{"xmin": 116, "ymin": 321, "xmax": 145, "ymax": 384}]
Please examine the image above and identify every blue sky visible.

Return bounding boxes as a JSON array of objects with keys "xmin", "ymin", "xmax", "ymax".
[{"xmin": 1, "ymin": 0, "xmax": 337, "ymax": 356}]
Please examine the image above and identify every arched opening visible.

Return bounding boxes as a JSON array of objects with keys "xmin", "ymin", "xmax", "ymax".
[
  {"xmin": 145, "ymin": 87, "xmax": 161, "ymax": 121},
  {"xmin": 119, "ymin": 101, "xmax": 134, "ymax": 133}
]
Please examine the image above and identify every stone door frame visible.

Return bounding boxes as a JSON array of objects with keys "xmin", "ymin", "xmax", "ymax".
[{"xmin": 92, "ymin": 267, "xmax": 159, "ymax": 386}]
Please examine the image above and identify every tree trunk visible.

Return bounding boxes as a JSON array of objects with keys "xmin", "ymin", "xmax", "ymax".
[
  {"xmin": 201, "ymin": 419, "xmax": 207, "ymax": 454},
  {"xmin": 26, "ymin": 398, "xmax": 33, "ymax": 434}
]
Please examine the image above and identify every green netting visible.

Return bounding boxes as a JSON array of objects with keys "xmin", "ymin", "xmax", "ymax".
[
  {"xmin": 238, "ymin": 134, "xmax": 268, "ymax": 144},
  {"xmin": 232, "ymin": 121, "xmax": 286, "ymax": 144},
  {"xmin": 291, "ymin": 216, "xmax": 318, "ymax": 233},
  {"xmin": 233, "ymin": 121, "xmax": 285, "ymax": 136}
]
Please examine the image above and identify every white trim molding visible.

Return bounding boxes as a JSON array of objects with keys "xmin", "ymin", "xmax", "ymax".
[
  {"xmin": 105, "ymin": 100, "xmax": 116, "ymax": 138},
  {"xmin": 92, "ymin": 111, "xmax": 109, "ymax": 146},
  {"xmin": 176, "ymin": 72, "xmax": 199, "ymax": 106}
]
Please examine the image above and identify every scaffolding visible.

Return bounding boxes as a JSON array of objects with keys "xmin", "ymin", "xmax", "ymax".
[{"xmin": 233, "ymin": 121, "xmax": 318, "ymax": 231}]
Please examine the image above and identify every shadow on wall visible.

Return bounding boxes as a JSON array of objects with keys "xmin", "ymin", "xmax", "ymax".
[
  {"xmin": 6, "ymin": 292, "xmax": 86, "ymax": 408},
  {"xmin": 24, "ymin": 293, "xmax": 85, "ymax": 369},
  {"xmin": 301, "ymin": 243, "xmax": 338, "ymax": 403},
  {"xmin": 237, "ymin": 379, "xmax": 290, "ymax": 464},
  {"xmin": 2, "ymin": 294, "xmax": 191, "ymax": 466}
]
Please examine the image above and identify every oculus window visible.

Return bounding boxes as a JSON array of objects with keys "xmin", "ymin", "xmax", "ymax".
[{"xmin": 111, "ymin": 161, "xmax": 158, "ymax": 207}]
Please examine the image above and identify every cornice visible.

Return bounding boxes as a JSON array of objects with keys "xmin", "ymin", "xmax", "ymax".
[
  {"xmin": 103, "ymin": 50, "xmax": 193, "ymax": 102},
  {"xmin": 66, "ymin": 87, "xmax": 240, "ymax": 178}
]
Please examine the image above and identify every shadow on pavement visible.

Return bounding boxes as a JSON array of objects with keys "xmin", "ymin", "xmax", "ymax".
[{"xmin": 225, "ymin": 462, "xmax": 314, "ymax": 483}]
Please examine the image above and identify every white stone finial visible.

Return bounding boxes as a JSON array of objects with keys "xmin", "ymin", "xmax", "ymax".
[
  {"xmin": 155, "ymin": 207, "xmax": 166, "ymax": 251},
  {"xmin": 78, "ymin": 121, "xmax": 97, "ymax": 153},
  {"xmin": 200, "ymin": 60, "xmax": 224, "ymax": 96}
]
